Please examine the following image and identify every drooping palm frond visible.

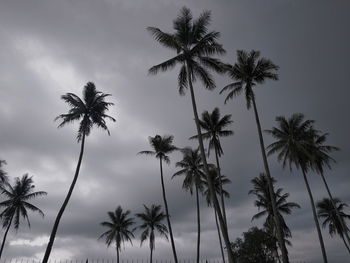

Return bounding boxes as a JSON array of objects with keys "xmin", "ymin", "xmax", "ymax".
[
  {"xmin": 0, "ymin": 160, "xmax": 8, "ymax": 184},
  {"xmin": 202, "ymin": 168, "xmax": 231, "ymax": 206}
]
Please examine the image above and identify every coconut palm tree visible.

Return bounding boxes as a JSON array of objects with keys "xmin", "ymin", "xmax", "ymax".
[
  {"xmin": 42, "ymin": 82, "xmax": 115, "ymax": 262},
  {"xmin": 266, "ymin": 113, "xmax": 328, "ymax": 263},
  {"xmin": 172, "ymin": 147, "xmax": 205, "ymax": 263},
  {"xmin": 147, "ymin": 7, "xmax": 234, "ymax": 260},
  {"xmin": 138, "ymin": 135, "xmax": 178, "ymax": 262},
  {"xmin": 0, "ymin": 160, "xmax": 8, "ymax": 185},
  {"xmin": 190, "ymin": 108, "xmax": 233, "ymax": 228},
  {"xmin": 0, "ymin": 174, "xmax": 47, "ymax": 258},
  {"xmin": 99, "ymin": 206, "xmax": 135, "ymax": 263},
  {"xmin": 317, "ymin": 198, "xmax": 350, "ymax": 253},
  {"xmin": 136, "ymin": 204, "xmax": 168, "ymax": 263},
  {"xmin": 220, "ymin": 49, "xmax": 289, "ymax": 263}
]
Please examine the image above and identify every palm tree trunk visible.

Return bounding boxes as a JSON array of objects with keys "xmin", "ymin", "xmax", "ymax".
[
  {"xmin": 320, "ymin": 171, "xmax": 350, "ymax": 247},
  {"xmin": 341, "ymin": 235, "xmax": 350, "ymax": 254},
  {"xmin": 0, "ymin": 213, "xmax": 14, "ymax": 259},
  {"xmin": 42, "ymin": 132, "xmax": 86, "ymax": 263},
  {"xmin": 195, "ymin": 185, "xmax": 201, "ymax": 263},
  {"xmin": 215, "ymin": 208, "xmax": 226, "ymax": 263},
  {"xmin": 117, "ymin": 247, "xmax": 120, "ymax": 263},
  {"xmin": 150, "ymin": 246, "xmax": 153, "ymax": 263},
  {"xmin": 301, "ymin": 169, "xmax": 328, "ymax": 263},
  {"xmin": 185, "ymin": 63, "xmax": 234, "ymax": 263},
  {"xmin": 251, "ymin": 97, "xmax": 289, "ymax": 263},
  {"xmin": 159, "ymin": 156, "xmax": 178, "ymax": 263}
]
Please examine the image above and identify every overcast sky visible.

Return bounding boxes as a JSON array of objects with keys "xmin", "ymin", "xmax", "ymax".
[{"xmin": 0, "ymin": 0, "xmax": 349, "ymax": 262}]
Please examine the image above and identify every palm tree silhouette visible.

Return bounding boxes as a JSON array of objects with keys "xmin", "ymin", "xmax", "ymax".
[
  {"xmin": 135, "ymin": 204, "xmax": 168, "ymax": 263},
  {"xmin": 220, "ymin": 49, "xmax": 289, "ymax": 263},
  {"xmin": 0, "ymin": 160, "xmax": 8, "ymax": 185},
  {"xmin": 172, "ymin": 147, "xmax": 205, "ymax": 263},
  {"xmin": 99, "ymin": 206, "xmax": 135, "ymax": 263},
  {"xmin": 147, "ymin": 7, "xmax": 234, "ymax": 261},
  {"xmin": 266, "ymin": 113, "xmax": 328, "ymax": 263},
  {"xmin": 43, "ymin": 82, "xmax": 115, "ymax": 262},
  {"xmin": 0, "ymin": 174, "xmax": 47, "ymax": 258},
  {"xmin": 317, "ymin": 198, "xmax": 350, "ymax": 253},
  {"xmin": 138, "ymin": 135, "xmax": 178, "ymax": 262}
]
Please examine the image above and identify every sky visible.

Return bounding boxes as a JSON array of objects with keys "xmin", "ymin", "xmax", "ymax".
[{"xmin": 0, "ymin": 0, "xmax": 349, "ymax": 262}]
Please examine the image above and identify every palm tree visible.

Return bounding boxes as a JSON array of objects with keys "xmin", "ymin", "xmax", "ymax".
[
  {"xmin": 220, "ymin": 49, "xmax": 289, "ymax": 263},
  {"xmin": 138, "ymin": 135, "xmax": 178, "ymax": 262},
  {"xmin": 202, "ymin": 168, "xmax": 231, "ymax": 263},
  {"xmin": 172, "ymin": 147, "xmax": 205, "ymax": 263},
  {"xmin": 0, "ymin": 160, "xmax": 8, "ymax": 185},
  {"xmin": 0, "ymin": 174, "xmax": 47, "ymax": 258},
  {"xmin": 317, "ymin": 198, "xmax": 350, "ymax": 253},
  {"xmin": 266, "ymin": 113, "xmax": 328, "ymax": 263},
  {"xmin": 99, "ymin": 206, "xmax": 135, "ymax": 263},
  {"xmin": 42, "ymin": 82, "xmax": 115, "ymax": 262},
  {"xmin": 147, "ymin": 7, "xmax": 234, "ymax": 261},
  {"xmin": 249, "ymin": 173, "xmax": 300, "ymax": 260},
  {"xmin": 135, "ymin": 204, "xmax": 168, "ymax": 263}
]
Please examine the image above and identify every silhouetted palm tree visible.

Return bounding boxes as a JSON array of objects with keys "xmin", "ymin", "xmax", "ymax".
[
  {"xmin": 43, "ymin": 82, "xmax": 115, "ymax": 262},
  {"xmin": 172, "ymin": 147, "xmax": 204, "ymax": 263},
  {"xmin": 220, "ymin": 49, "xmax": 289, "ymax": 263},
  {"xmin": 266, "ymin": 113, "xmax": 328, "ymax": 263},
  {"xmin": 0, "ymin": 174, "xmax": 47, "ymax": 258},
  {"xmin": 138, "ymin": 135, "xmax": 178, "ymax": 262},
  {"xmin": 99, "ymin": 206, "xmax": 135, "ymax": 263},
  {"xmin": 147, "ymin": 7, "xmax": 234, "ymax": 260},
  {"xmin": 317, "ymin": 198, "xmax": 350, "ymax": 254},
  {"xmin": 136, "ymin": 204, "xmax": 168, "ymax": 263},
  {"xmin": 0, "ymin": 160, "xmax": 8, "ymax": 185}
]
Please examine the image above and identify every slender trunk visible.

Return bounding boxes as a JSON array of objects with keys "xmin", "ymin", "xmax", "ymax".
[
  {"xmin": 159, "ymin": 157, "xmax": 178, "ymax": 263},
  {"xmin": 195, "ymin": 185, "xmax": 201, "ymax": 263},
  {"xmin": 42, "ymin": 133, "xmax": 86, "ymax": 263},
  {"xmin": 215, "ymin": 209, "xmax": 226, "ymax": 263},
  {"xmin": 0, "ymin": 213, "xmax": 14, "ymax": 259},
  {"xmin": 301, "ymin": 169, "xmax": 328, "ymax": 263},
  {"xmin": 251, "ymin": 97, "xmax": 289, "ymax": 263},
  {"xmin": 341, "ymin": 235, "xmax": 350, "ymax": 254},
  {"xmin": 117, "ymin": 247, "xmax": 120, "ymax": 263},
  {"xmin": 150, "ymin": 230, "xmax": 154, "ymax": 263},
  {"xmin": 320, "ymin": 171, "xmax": 350, "ymax": 247},
  {"xmin": 185, "ymin": 63, "xmax": 235, "ymax": 263},
  {"xmin": 150, "ymin": 247, "xmax": 153, "ymax": 263}
]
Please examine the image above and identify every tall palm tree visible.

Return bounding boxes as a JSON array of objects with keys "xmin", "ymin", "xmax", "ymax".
[
  {"xmin": 135, "ymin": 204, "xmax": 168, "ymax": 263},
  {"xmin": 0, "ymin": 160, "xmax": 8, "ymax": 185},
  {"xmin": 172, "ymin": 147, "xmax": 204, "ymax": 263},
  {"xmin": 220, "ymin": 49, "xmax": 289, "ymax": 263},
  {"xmin": 317, "ymin": 198, "xmax": 350, "ymax": 253},
  {"xmin": 138, "ymin": 135, "xmax": 178, "ymax": 262},
  {"xmin": 99, "ymin": 206, "xmax": 135, "ymax": 263},
  {"xmin": 147, "ymin": 7, "xmax": 234, "ymax": 260},
  {"xmin": 0, "ymin": 174, "xmax": 47, "ymax": 258},
  {"xmin": 266, "ymin": 113, "xmax": 328, "ymax": 263},
  {"xmin": 43, "ymin": 82, "xmax": 115, "ymax": 262}
]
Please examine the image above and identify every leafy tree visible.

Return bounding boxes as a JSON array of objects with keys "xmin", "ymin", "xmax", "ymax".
[
  {"xmin": 0, "ymin": 160, "xmax": 8, "ymax": 185},
  {"xmin": 147, "ymin": 7, "xmax": 235, "ymax": 261},
  {"xmin": 220, "ymin": 49, "xmax": 289, "ymax": 263},
  {"xmin": 135, "ymin": 204, "xmax": 168, "ymax": 263},
  {"xmin": 99, "ymin": 206, "xmax": 135, "ymax": 263},
  {"xmin": 139, "ymin": 135, "xmax": 178, "ymax": 262},
  {"xmin": 43, "ymin": 82, "xmax": 115, "ymax": 262},
  {"xmin": 172, "ymin": 147, "xmax": 204, "ymax": 263},
  {"xmin": 317, "ymin": 198, "xmax": 350, "ymax": 254},
  {"xmin": 266, "ymin": 113, "xmax": 328, "ymax": 263},
  {"xmin": 0, "ymin": 174, "xmax": 47, "ymax": 258}
]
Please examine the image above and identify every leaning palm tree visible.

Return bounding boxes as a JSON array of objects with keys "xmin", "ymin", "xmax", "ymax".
[
  {"xmin": 266, "ymin": 113, "xmax": 328, "ymax": 263},
  {"xmin": 147, "ymin": 7, "xmax": 234, "ymax": 261},
  {"xmin": 138, "ymin": 135, "xmax": 178, "ymax": 262},
  {"xmin": 42, "ymin": 82, "xmax": 115, "ymax": 262},
  {"xmin": 0, "ymin": 174, "xmax": 47, "ymax": 258},
  {"xmin": 172, "ymin": 147, "xmax": 204, "ymax": 263},
  {"xmin": 135, "ymin": 204, "xmax": 168, "ymax": 263},
  {"xmin": 99, "ymin": 206, "xmax": 135, "ymax": 263},
  {"xmin": 220, "ymin": 49, "xmax": 289, "ymax": 263},
  {"xmin": 317, "ymin": 198, "xmax": 350, "ymax": 254},
  {"xmin": 0, "ymin": 160, "xmax": 8, "ymax": 185}
]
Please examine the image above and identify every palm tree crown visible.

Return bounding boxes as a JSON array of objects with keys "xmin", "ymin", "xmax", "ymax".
[
  {"xmin": 139, "ymin": 135, "xmax": 177, "ymax": 164},
  {"xmin": 202, "ymin": 168, "xmax": 230, "ymax": 206}
]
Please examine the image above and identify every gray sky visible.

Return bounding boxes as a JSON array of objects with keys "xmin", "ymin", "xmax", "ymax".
[{"xmin": 0, "ymin": 0, "xmax": 349, "ymax": 262}]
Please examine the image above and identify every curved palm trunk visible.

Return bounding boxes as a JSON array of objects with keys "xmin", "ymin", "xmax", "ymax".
[
  {"xmin": 0, "ymin": 213, "xmax": 14, "ymax": 259},
  {"xmin": 251, "ymin": 97, "xmax": 289, "ymax": 263},
  {"xmin": 186, "ymin": 64, "xmax": 234, "ymax": 263},
  {"xmin": 319, "ymin": 171, "xmax": 350, "ymax": 247},
  {"xmin": 159, "ymin": 157, "xmax": 178, "ymax": 263},
  {"xmin": 341, "ymin": 235, "xmax": 350, "ymax": 254},
  {"xmin": 42, "ymin": 133, "xmax": 86, "ymax": 263},
  {"xmin": 195, "ymin": 185, "xmax": 201, "ymax": 263},
  {"xmin": 215, "ymin": 209, "xmax": 226, "ymax": 263},
  {"xmin": 301, "ymin": 169, "xmax": 328, "ymax": 263}
]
